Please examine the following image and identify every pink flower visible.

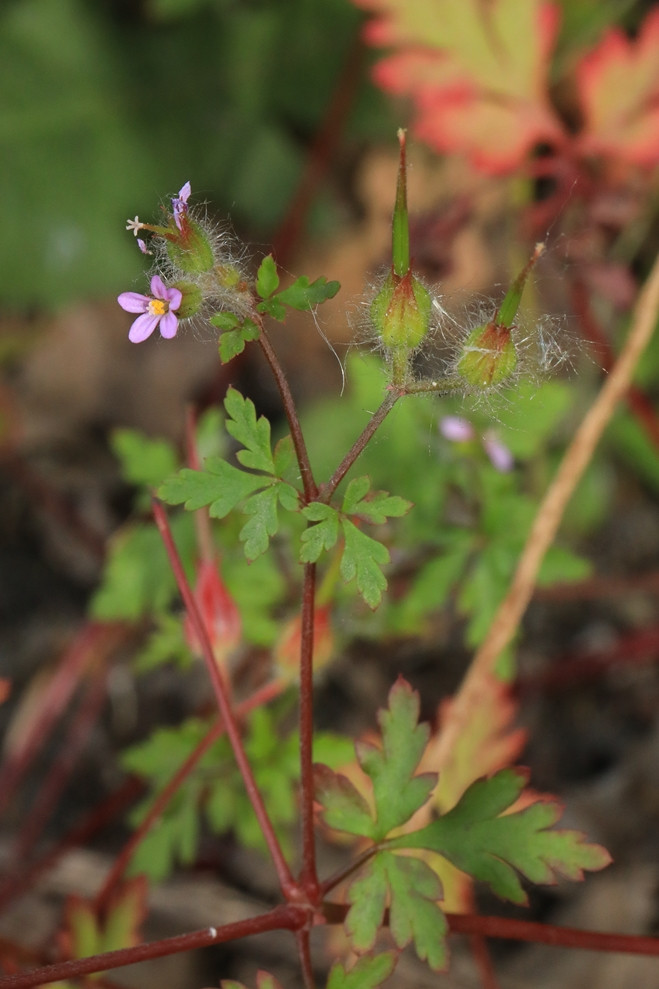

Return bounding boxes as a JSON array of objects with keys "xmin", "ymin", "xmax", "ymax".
[
  {"xmin": 172, "ymin": 180, "xmax": 191, "ymax": 232},
  {"xmin": 117, "ymin": 275, "xmax": 182, "ymax": 343},
  {"xmin": 439, "ymin": 415, "xmax": 513, "ymax": 472}
]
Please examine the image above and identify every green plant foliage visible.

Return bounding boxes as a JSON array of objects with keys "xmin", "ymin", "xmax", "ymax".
[
  {"xmin": 90, "ymin": 514, "xmax": 196, "ymax": 621},
  {"xmin": 315, "ymin": 679, "xmax": 610, "ymax": 969},
  {"xmin": 397, "ymin": 767, "xmax": 612, "ymax": 904},
  {"xmin": 212, "ymin": 314, "xmax": 261, "ymax": 364},
  {"xmin": 301, "ymin": 478, "xmax": 411, "ymax": 608},
  {"xmin": 159, "ymin": 388, "xmax": 299, "ymax": 559},
  {"xmin": 123, "ymin": 711, "xmax": 353, "ymax": 881}
]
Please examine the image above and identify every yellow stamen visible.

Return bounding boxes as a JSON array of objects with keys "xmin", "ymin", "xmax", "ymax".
[{"xmin": 148, "ymin": 299, "xmax": 168, "ymax": 316}]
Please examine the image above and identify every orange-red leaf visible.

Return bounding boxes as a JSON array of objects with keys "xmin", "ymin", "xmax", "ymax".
[
  {"xmin": 354, "ymin": 0, "xmax": 564, "ymax": 173},
  {"xmin": 575, "ymin": 8, "xmax": 659, "ymax": 166}
]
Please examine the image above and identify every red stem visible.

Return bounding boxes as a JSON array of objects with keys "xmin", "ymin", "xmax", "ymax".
[
  {"xmin": 0, "ymin": 907, "xmax": 307, "ymax": 989},
  {"xmin": 257, "ymin": 327, "xmax": 318, "ymax": 503},
  {"xmin": 319, "ymin": 391, "xmax": 399, "ymax": 502},
  {"xmin": 151, "ymin": 498, "xmax": 296, "ymax": 898},
  {"xmin": 297, "ymin": 563, "xmax": 319, "ymax": 895}
]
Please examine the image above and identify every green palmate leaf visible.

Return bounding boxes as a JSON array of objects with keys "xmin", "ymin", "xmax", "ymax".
[
  {"xmin": 224, "ymin": 388, "xmax": 275, "ymax": 474},
  {"xmin": 256, "ymin": 253, "xmax": 279, "ymax": 299},
  {"xmin": 159, "ymin": 457, "xmax": 265, "ymax": 516},
  {"xmin": 275, "ymin": 274, "xmax": 340, "ymax": 310},
  {"xmin": 346, "ymin": 852, "xmax": 447, "ymax": 970},
  {"xmin": 216, "ymin": 317, "xmax": 261, "ymax": 364},
  {"xmin": 257, "ymin": 296, "xmax": 287, "ymax": 321},
  {"xmin": 300, "ymin": 503, "xmax": 340, "ymax": 562},
  {"xmin": 340, "ymin": 519, "xmax": 390, "ymax": 609},
  {"xmin": 395, "ymin": 768, "xmax": 612, "ymax": 905},
  {"xmin": 240, "ymin": 485, "xmax": 281, "ymax": 559},
  {"xmin": 326, "ymin": 953, "xmax": 396, "ymax": 989}
]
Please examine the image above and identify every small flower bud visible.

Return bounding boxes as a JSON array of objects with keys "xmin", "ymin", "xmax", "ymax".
[
  {"xmin": 166, "ymin": 219, "xmax": 215, "ymax": 274},
  {"xmin": 184, "ymin": 559, "xmax": 242, "ymax": 669}
]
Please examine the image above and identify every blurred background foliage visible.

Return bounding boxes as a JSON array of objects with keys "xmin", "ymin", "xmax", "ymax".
[{"xmin": 0, "ymin": 0, "xmax": 394, "ymax": 309}]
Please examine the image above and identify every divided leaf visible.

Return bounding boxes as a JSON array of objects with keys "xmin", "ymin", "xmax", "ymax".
[
  {"xmin": 396, "ymin": 767, "xmax": 613, "ymax": 905},
  {"xmin": 159, "ymin": 457, "xmax": 265, "ymax": 516},
  {"xmin": 224, "ymin": 388, "xmax": 275, "ymax": 474},
  {"xmin": 315, "ymin": 679, "xmax": 436, "ymax": 841},
  {"xmin": 575, "ymin": 8, "xmax": 659, "ymax": 166},
  {"xmin": 354, "ymin": 0, "xmax": 562, "ymax": 173},
  {"xmin": 276, "ymin": 274, "xmax": 340, "ymax": 311},
  {"xmin": 256, "ymin": 253, "xmax": 279, "ymax": 299},
  {"xmin": 346, "ymin": 852, "xmax": 447, "ymax": 970},
  {"xmin": 340, "ymin": 520, "xmax": 390, "ymax": 610},
  {"xmin": 216, "ymin": 316, "xmax": 260, "ymax": 364}
]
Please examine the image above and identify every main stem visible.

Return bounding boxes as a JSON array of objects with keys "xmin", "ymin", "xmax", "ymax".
[
  {"xmin": 298, "ymin": 562, "xmax": 319, "ymax": 895},
  {"xmin": 257, "ymin": 326, "xmax": 318, "ymax": 502}
]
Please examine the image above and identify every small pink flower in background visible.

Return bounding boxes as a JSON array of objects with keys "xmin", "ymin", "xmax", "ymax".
[
  {"xmin": 172, "ymin": 180, "xmax": 192, "ymax": 232},
  {"xmin": 185, "ymin": 559, "xmax": 242, "ymax": 668},
  {"xmin": 439, "ymin": 415, "xmax": 513, "ymax": 472},
  {"xmin": 117, "ymin": 275, "xmax": 182, "ymax": 343}
]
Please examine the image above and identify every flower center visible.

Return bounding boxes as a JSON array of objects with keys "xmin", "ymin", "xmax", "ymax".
[{"xmin": 148, "ymin": 299, "xmax": 168, "ymax": 316}]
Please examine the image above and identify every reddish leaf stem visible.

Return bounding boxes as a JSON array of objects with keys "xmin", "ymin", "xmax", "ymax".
[
  {"xmin": 257, "ymin": 327, "xmax": 318, "ymax": 503},
  {"xmin": 319, "ymin": 390, "xmax": 400, "ymax": 502},
  {"xmin": 151, "ymin": 498, "xmax": 296, "ymax": 898},
  {"xmin": 0, "ymin": 907, "xmax": 307, "ymax": 989},
  {"xmin": 297, "ymin": 563, "xmax": 319, "ymax": 895}
]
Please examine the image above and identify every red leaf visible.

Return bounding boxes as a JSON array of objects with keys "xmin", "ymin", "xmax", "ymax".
[
  {"xmin": 575, "ymin": 8, "xmax": 659, "ymax": 166},
  {"xmin": 354, "ymin": 0, "xmax": 564, "ymax": 173}
]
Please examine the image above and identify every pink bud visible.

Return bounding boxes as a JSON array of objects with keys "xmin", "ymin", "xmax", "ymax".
[{"xmin": 185, "ymin": 560, "xmax": 242, "ymax": 667}]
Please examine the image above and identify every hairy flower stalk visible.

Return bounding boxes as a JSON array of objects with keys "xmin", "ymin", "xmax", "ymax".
[{"xmin": 370, "ymin": 129, "xmax": 432, "ymax": 386}]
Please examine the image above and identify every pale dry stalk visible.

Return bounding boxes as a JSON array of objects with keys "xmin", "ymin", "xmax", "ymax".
[{"xmin": 434, "ymin": 252, "xmax": 659, "ymax": 769}]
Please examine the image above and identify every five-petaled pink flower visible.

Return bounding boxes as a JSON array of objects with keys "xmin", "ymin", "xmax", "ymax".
[{"xmin": 117, "ymin": 275, "xmax": 182, "ymax": 343}]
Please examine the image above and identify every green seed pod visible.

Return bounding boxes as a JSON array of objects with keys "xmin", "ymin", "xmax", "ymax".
[
  {"xmin": 457, "ymin": 321, "xmax": 517, "ymax": 387},
  {"xmin": 371, "ymin": 270, "xmax": 432, "ymax": 353}
]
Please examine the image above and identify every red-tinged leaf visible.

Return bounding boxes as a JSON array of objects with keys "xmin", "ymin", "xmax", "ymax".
[
  {"xmin": 354, "ymin": 0, "xmax": 564, "ymax": 173},
  {"xmin": 396, "ymin": 768, "xmax": 612, "ymax": 905},
  {"xmin": 575, "ymin": 8, "xmax": 659, "ymax": 166}
]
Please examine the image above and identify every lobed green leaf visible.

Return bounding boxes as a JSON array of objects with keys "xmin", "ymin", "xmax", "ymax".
[{"xmin": 256, "ymin": 253, "xmax": 279, "ymax": 299}]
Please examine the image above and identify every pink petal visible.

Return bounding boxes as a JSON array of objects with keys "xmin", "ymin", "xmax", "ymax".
[
  {"xmin": 166, "ymin": 286, "xmax": 183, "ymax": 311},
  {"xmin": 150, "ymin": 274, "xmax": 169, "ymax": 299},
  {"xmin": 440, "ymin": 416, "xmax": 474, "ymax": 442},
  {"xmin": 118, "ymin": 291, "xmax": 149, "ymax": 314},
  {"xmin": 128, "ymin": 313, "xmax": 160, "ymax": 343},
  {"xmin": 159, "ymin": 312, "xmax": 179, "ymax": 339}
]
